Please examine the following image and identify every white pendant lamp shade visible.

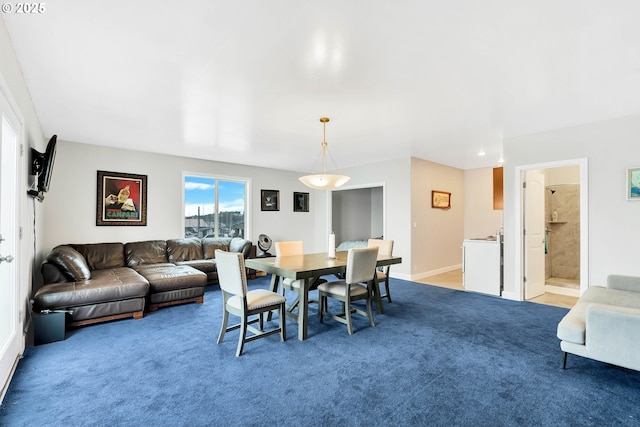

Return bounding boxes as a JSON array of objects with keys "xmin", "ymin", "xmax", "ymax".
[
  {"xmin": 299, "ymin": 173, "xmax": 350, "ymax": 190},
  {"xmin": 299, "ymin": 117, "xmax": 350, "ymax": 190}
]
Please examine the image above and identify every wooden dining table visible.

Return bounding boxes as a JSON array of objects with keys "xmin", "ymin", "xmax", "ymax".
[{"xmin": 245, "ymin": 251, "xmax": 402, "ymax": 340}]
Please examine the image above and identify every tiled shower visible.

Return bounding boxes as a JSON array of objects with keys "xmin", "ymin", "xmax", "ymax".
[{"xmin": 545, "ymin": 184, "xmax": 580, "ymax": 290}]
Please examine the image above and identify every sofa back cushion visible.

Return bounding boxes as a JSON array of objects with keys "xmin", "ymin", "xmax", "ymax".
[
  {"xmin": 125, "ymin": 240, "xmax": 168, "ymax": 266},
  {"xmin": 71, "ymin": 242, "xmax": 125, "ymax": 271},
  {"xmin": 167, "ymin": 238, "xmax": 203, "ymax": 262},
  {"xmin": 607, "ymin": 275, "xmax": 640, "ymax": 292},
  {"xmin": 46, "ymin": 245, "xmax": 92, "ymax": 281},
  {"xmin": 229, "ymin": 238, "xmax": 252, "ymax": 258},
  {"xmin": 202, "ymin": 238, "xmax": 232, "ymax": 259}
]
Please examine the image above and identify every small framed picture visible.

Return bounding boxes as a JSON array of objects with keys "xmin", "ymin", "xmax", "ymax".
[
  {"xmin": 294, "ymin": 192, "xmax": 309, "ymax": 212},
  {"xmin": 432, "ymin": 190, "xmax": 451, "ymax": 209},
  {"xmin": 627, "ymin": 167, "xmax": 640, "ymax": 200},
  {"xmin": 261, "ymin": 189, "xmax": 280, "ymax": 211}
]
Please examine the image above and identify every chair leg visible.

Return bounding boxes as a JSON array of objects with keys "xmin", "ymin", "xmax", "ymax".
[
  {"xmin": 345, "ymin": 299, "xmax": 353, "ymax": 335},
  {"xmin": 562, "ymin": 352, "xmax": 568, "ymax": 369},
  {"xmin": 267, "ymin": 275, "xmax": 280, "ymax": 322},
  {"xmin": 217, "ymin": 308, "xmax": 229, "ymax": 344},
  {"xmin": 236, "ymin": 315, "xmax": 247, "ymax": 357},
  {"xmin": 318, "ymin": 294, "xmax": 325, "ymax": 323},
  {"xmin": 366, "ymin": 295, "xmax": 376, "ymax": 327},
  {"xmin": 279, "ymin": 303, "xmax": 286, "ymax": 341}
]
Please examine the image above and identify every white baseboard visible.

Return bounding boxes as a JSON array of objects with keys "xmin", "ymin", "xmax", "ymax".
[
  {"xmin": 410, "ymin": 264, "xmax": 462, "ymax": 282},
  {"xmin": 500, "ymin": 291, "xmax": 521, "ymax": 301},
  {"xmin": 390, "ymin": 264, "xmax": 462, "ymax": 282}
]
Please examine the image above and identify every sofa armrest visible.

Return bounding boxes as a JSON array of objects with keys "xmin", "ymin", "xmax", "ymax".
[
  {"xmin": 41, "ymin": 262, "xmax": 70, "ymax": 284},
  {"xmin": 585, "ymin": 303, "xmax": 640, "ymax": 368},
  {"xmin": 606, "ymin": 275, "xmax": 640, "ymax": 292}
]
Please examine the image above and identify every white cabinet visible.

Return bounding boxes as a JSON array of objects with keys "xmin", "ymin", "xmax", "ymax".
[{"xmin": 462, "ymin": 239, "xmax": 502, "ymax": 296}]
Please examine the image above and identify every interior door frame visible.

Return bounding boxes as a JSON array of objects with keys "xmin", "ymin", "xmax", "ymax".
[
  {"xmin": 514, "ymin": 158, "xmax": 589, "ymax": 300},
  {"xmin": 0, "ymin": 74, "xmax": 25, "ymax": 403}
]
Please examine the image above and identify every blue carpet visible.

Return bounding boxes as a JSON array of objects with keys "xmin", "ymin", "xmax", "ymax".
[{"xmin": 2, "ymin": 277, "xmax": 640, "ymax": 427}]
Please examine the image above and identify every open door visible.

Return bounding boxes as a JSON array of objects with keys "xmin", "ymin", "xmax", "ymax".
[{"xmin": 524, "ymin": 170, "xmax": 545, "ymax": 299}]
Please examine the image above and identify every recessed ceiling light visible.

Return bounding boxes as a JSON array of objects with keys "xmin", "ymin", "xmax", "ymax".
[{"xmin": 478, "ymin": 150, "xmax": 486, "ymax": 156}]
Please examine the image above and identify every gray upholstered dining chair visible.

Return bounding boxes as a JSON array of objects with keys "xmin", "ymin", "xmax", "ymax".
[
  {"xmin": 215, "ymin": 249, "xmax": 286, "ymax": 356},
  {"xmin": 274, "ymin": 241, "xmax": 324, "ymax": 313},
  {"xmin": 368, "ymin": 238, "xmax": 394, "ymax": 303},
  {"xmin": 317, "ymin": 246, "xmax": 379, "ymax": 335}
]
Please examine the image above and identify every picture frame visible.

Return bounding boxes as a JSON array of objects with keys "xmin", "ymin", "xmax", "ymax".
[
  {"xmin": 431, "ymin": 190, "xmax": 451, "ymax": 209},
  {"xmin": 293, "ymin": 192, "xmax": 309, "ymax": 212},
  {"xmin": 261, "ymin": 189, "xmax": 280, "ymax": 211},
  {"xmin": 627, "ymin": 167, "xmax": 640, "ymax": 200},
  {"xmin": 97, "ymin": 170, "xmax": 147, "ymax": 226}
]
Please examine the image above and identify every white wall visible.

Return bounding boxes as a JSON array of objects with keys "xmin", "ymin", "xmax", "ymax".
[
  {"xmin": 410, "ymin": 157, "xmax": 465, "ymax": 278},
  {"xmin": 503, "ymin": 115, "xmax": 640, "ymax": 297},
  {"xmin": 40, "ymin": 140, "xmax": 320, "ymax": 280},
  {"xmin": 463, "ymin": 167, "xmax": 503, "ymax": 239},
  {"xmin": 44, "ymin": 148, "xmax": 467, "ymax": 281}
]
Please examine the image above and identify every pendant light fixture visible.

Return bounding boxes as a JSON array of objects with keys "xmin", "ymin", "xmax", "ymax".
[{"xmin": 299, "ymin": 117, "xmax": 350, "ymax": 190}]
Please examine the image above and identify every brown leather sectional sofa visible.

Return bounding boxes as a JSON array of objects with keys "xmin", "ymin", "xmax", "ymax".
[{"xmin": 34, "ymin": 237, "xmax": 254, "ymax": 327}]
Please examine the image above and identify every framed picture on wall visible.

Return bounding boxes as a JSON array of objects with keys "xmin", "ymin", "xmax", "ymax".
[
  {"xmin": 431, "ymin": 190, "xmax": 451, "ymax": 209},
  {"xmin": 627, "ymin": 167, "xmax": 640, "ymax": 200},
  {"xmin": 96, "ymin": 170, "xmax": 147, "ymax": 226},
  {"xmin": 261, "ymin": 189, "xmax": 280, "ymax": 211},
  {"xmin": 293, "ymin": 192, "xmax": 309, "ymax": 212}
]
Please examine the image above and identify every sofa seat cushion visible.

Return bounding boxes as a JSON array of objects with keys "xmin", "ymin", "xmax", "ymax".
[
  {"xmin": 132, "ymin": 264, "xmax": 207, "ymax": 293},
  {"xmin": 34, "ymin": 267, "xmax": 149, "ymax": 311},
  {"xmin": 557, "ymin": 286, "xmax": 640, "ymax": 345},
  {"xmin": 174, "ymin": 259, "xmax": 217, "ymax": 274}
]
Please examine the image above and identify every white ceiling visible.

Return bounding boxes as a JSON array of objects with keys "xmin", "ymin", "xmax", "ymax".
[{"xmin": 4, "ymin": 1, "xmax": 640, "ymax": 172}]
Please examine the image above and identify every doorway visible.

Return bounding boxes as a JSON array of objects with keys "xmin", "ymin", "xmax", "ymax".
[
  {"xmin": 0, "ymin": 88, "xmax": 22, "ymax": 401},
  {"xmin": 517, "ymin": 159, "xmax": 589, "ymax": 301},
  {"xmin": 329, "ymin": 184, "xmax": 385, "ymax": 246}
]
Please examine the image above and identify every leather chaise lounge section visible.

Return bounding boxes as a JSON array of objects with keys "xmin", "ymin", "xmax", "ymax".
[{"xmin": 34, "ymin": 237, "xmax": 253, "ymax": 327}]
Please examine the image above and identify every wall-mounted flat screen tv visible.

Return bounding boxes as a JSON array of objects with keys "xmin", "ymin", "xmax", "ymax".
[{"xmin": 27, "ymin": 135, "xmax": 57, "ymax": 201}]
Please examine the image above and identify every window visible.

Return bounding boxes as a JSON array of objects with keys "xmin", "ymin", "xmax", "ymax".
[{"xmin": 184, "ymin": 174, "xmax": 248, "ymax": 239}]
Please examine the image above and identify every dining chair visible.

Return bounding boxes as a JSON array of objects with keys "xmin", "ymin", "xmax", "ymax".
[
  {"xmin": 317, "ymin": 246, "xmax": 379, "ymax": 335},
  {"xmin": 215, "ymin": 249, "xmax": 286, "ymax": 356},
  {"xmin": 368, "ymin": 238, "xmax": 395, "ymax": 303},
  {"xmin": 274, "ymin": 241, "xmax": 324, "ymax": 314}
]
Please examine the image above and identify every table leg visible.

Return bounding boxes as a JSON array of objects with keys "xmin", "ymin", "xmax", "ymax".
[
  {"xmin": 372, "ymin": 276, "xmax": 384, "ymax": 314},
  {"xmin": 269, "ymin": 274, "xmax": 280, "ymax": 293},
  {"xmin": 297, "ymin": 277, "xmax": 312, "ymax": 341}
]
